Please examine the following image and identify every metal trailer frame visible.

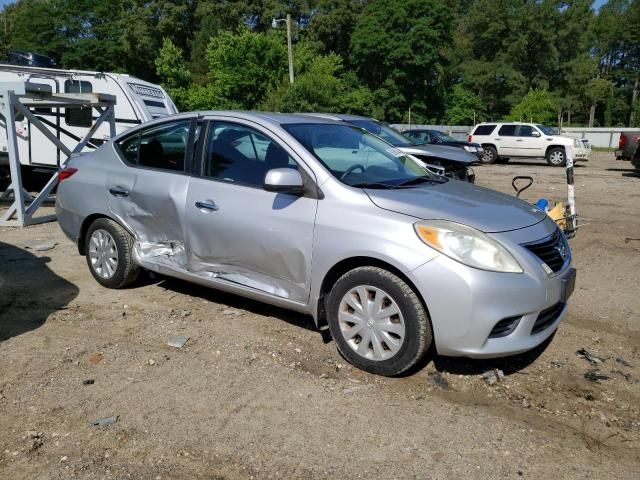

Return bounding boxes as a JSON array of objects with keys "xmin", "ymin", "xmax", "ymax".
[{"xmin": 0, "ymin": 81, "xmax": 116, "ymax": 227}]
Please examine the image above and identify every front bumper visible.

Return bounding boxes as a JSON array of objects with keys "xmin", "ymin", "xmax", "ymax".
[{"xmin": 407, "ymin": 221, "xmax": 573, "ymax": 358}]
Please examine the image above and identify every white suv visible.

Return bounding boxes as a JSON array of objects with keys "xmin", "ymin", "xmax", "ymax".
[{"xmin": 469, "ymin": 122, "xmax": 591, "ymax": 166}]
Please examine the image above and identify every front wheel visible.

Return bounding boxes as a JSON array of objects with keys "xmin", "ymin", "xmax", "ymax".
[
  {"xmin": 85, "ymin": 218, "xmax": 139, "ymax": 288},
  {"xmin": 546, "ymin": 147, "xmax": 566, "ymax": 167},
  {"xmin": 326, "ymin": 266, "xmax": 432, "ymax": 376}
]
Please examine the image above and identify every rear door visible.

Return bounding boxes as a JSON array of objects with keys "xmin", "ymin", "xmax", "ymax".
[
  {"xmin": 108, "ymin": 117, "xmax": 198, "ymax": 269},
  {"xmin": 184, "ymin": 118, "xmax": 318, "ymax": 303},
  {"xmin": 495, "ymin": 124, "xmax": 518, "ymax": 155}
]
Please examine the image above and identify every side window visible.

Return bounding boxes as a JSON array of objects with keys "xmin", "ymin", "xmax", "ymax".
[
  {"xmin": 498, "ymin": 125, "xmax": 517, "ymax": 136},
  {"xmin": 203, "ymin": 122, "xmax": 297, "ymax": 187},
  {"xmin": 473, "ymin": 124, "xmax": 496, "ymax": 136},
  {"xmin": 518, "ymin": 125, "xmax": 535, "ymax": 137},
  {"xmin": 116, "ymin": 133, "xmax": 140, "ymax": 165},
  {"xmin": 64, "ymin": 80, "xmax": 93, "ymax": 127},
  {"xmin": 115, "ymin": 120, "xmax": 191, "ymax": 172},
  {"xmin": 138, "ymin": 120, "xmax": 191, "ymax": 171}
]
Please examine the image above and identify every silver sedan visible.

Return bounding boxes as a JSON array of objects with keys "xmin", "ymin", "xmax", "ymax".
[{"xmin": 56, "ymin": 111, "xmax": 576, "ymax": 376}]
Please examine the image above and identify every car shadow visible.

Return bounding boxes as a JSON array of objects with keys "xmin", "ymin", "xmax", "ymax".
[
  {"xmin": 0, "ymin": 241, "xmax": 79, "ymax": 342},
  {"xmin": 605, "ymin": 167, "xmax": 640, "ymax": 177},
  {"xmin": 155, "ymin": 276, "xmax": 320, "ymax": 335}
]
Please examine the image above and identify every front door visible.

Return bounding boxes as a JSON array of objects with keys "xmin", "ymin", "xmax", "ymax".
[
  {"xmin": 184, "ymin": 119, "xmax": 318, "ymax": 303},
  {"xmin": 515, "ymin": 125, "xmax": 545, "ymax": 157}
]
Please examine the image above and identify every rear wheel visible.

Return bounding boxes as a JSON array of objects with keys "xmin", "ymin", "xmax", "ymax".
[
  {"xmin": 326, "ymin": 266, "xmax": 432, "ymax": 376},
  {"xmin": 481, "ymin": 145, "xmax": 498, "ymax": 164},
  {"xmin": 85, "ymin": 218, "xmax": 139, "ymax": 288},
  {"xmin": 546, "ymin": 147, "xmax": 566, "ymax": 167}
]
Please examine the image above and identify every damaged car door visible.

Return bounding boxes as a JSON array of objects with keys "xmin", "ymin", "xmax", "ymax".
[
  {"xmin": 184, "ymin": 120, "xmax": 318, "ymax": 303},
  {"xmin": 109, "ymin": 117, "xmax": 197, "ymax": 268}
]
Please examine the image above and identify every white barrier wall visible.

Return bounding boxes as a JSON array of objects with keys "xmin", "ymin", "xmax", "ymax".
[{"xmin": 391, "ymin": 124, "xmax": 640, "ymax": 148}]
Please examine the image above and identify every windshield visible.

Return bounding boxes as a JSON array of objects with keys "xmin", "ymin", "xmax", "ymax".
[
  {"xmin": 283, "ymin": 123, "xmax": 438, "ymax": 188},
  {"xmin": 349, "ymin": 119, "xmax": 416, "ymax": 147},
  {"xmin": 431, "ymin": 131, "xmax": 457, "ymax": 142},
  {"xmin": 536, "ymin": 124, "xmax": 557, "ymax": 136}
]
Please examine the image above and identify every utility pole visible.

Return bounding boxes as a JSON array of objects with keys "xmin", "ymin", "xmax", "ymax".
[{"xmin": 286, "ymin": 14, "xmax": 294, "ymax": 84}]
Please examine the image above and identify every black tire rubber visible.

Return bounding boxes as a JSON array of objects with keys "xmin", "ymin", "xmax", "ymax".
[
  {"xmin": 85, "ymin": 218, "xmax": 139, "ymax": 289},
  {"xmin": 546, "ymin": 147, "xmax": 566, "ymax": 167},
  {"xmin": 481, "ymin": 145, "xmax": 498, "ymax": 164},
  {"xmin": 326, "ymin": 266, "xmax": 433, "ymax": 376}
]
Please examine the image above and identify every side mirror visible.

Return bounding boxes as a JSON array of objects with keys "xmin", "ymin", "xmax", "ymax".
[
  {"xmin": 532, "ymin": 130, "xmax": 541, "ymax": 137},
  {"xmin": 264, "ymin": 168, "xmax": 305, "ymax": 195}
]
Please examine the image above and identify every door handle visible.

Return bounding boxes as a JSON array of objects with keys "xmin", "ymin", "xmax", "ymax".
[
  {"xmin": 109, "ymin": 186, "xmax": 129, "ymax": 198},
  {"xmin": 195, "ymin": 200, "xmax": 219, "ymax": 212},
  {"xmin": 516, "ymin": 139, "xmax": 523, "ymax": 142},
  {"xmin": 494, "ymin": 138, "xmax": 501, "ymax": 141}
]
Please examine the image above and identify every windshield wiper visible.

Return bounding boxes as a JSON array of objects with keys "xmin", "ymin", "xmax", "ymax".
[
  {"xmin": 351, "ymin": 181, "xmax": 395, "ymax": 189},
  {"xmin": 393, "ymin": 176, "xmax": 447, "ymax": 188}
]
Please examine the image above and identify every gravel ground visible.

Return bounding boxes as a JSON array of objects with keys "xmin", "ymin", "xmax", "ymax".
[{"xmin": 1, "ymin": 152, "xmax": 639, "ymax": 479}]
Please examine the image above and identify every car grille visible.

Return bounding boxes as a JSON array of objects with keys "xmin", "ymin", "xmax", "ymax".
[
  {"xmin": 581, "ymin": 139, "xmax": 590, "ymax": 148},
  {"xmin": 489, "ymin": 315, "xmax": 521, "ymax": 338},
  {"xmin": 531, "ymin": 302, "xmax": 564, "ymax": 334},
  {"xmin": 522, "ymin": 230, "xmax": 568, "ymax": 273}
]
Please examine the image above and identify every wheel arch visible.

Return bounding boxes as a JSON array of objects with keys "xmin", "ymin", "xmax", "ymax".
[
  {"xmin": 315, "ymin": 256, "xmax": 428, "ymax": 331},
  {"xmin": 545, "ymin": 145, "xmax": 566, "ymax": 156},
  {"xmin": 78, "ymin": 213, "xmax": 133, "ymax": 255}
]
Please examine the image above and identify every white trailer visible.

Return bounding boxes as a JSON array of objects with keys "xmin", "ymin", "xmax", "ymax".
[{"xmin": 0, "ymin": 64, "xmax": 178, "ymax": 173}]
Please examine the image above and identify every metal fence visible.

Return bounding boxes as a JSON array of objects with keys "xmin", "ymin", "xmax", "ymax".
[{"xmin": 391, "ymin": 124, "xmax": 640, "ymax": 148}]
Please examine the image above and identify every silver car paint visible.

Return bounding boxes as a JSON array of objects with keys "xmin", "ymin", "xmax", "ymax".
[{"xmin": 56, "ymin": 111, "xmax": 572, "ymax": 358}]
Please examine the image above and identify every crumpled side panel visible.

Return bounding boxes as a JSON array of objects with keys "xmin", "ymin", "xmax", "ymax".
[{"xmin": 134, "ymin": 241, "xmax": 187, "ymax": 270}]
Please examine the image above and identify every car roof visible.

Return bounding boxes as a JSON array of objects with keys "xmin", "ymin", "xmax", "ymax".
[{"xmin": 297, "ymin": 113, "xmax": 373, "ymax": 122}]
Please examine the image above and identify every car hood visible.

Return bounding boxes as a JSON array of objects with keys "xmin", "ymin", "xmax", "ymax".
[
  {"xmin": 399, "ymin": 144, "xmax": 478, "ymax": 164},
  {"xmin": 365, "ymin": 179, "xmax": 547, "ymax": 233}
]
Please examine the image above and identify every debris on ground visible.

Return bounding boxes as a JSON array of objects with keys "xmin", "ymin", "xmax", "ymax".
[
  {"xmin": 427, "ymin": 371, "xmax": 449, "ymax": 389},
  {"xmin": 576, "ymin": 348, "xmax": 605, "ymax": 365},
  {"xmin": 25, "ymin": 431, "xmax": 43, "ymax": 452},
  {"xmin": 222, "ymin": 309, "xmax": 243, "ymax": 316},
  {"xmin": 89, "ymin": 353, "xmax": 103, "ymax": 365},
  {"xmin": 180, "ymin": 310, "xmax": 191, "ymax": 318},
  {"xmin": 23, "ymin": 238, "xmax": 57, "ymax": 252},
  {"xmin": 616, "ymin": 357, "xmax": 633, "ymax": 368},
  {"xmin": 482, "ymin": 369, "xmax": 505, "ymax": 385},
  {"xmin": 584, "ymin": 370, "xmax": 610, "ymax": 383},
  {"xmin": 90, "ymin": 415, "xmax": 119, "ymax": 427},
  {"xmin": 82, "ymin": 379, "xmax": 95, "ymax": 385},
  {"xmin": 167, "ymin": 335, "xmax": 189, "ymax": 349}
]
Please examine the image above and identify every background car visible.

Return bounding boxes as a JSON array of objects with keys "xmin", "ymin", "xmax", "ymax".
[
  {"xmin": 469, "ymin": 122, "xmax": 591, "ymax": 166},
  {"xmin": 402, "ymin": 128, "xmax": 484, "ymax": 160},
  {"xmin": 55, "ymin": 111, "xmax": 574, "ymax": 376},
  {"xmin": 302, "ymin": 113, "xmax": 479, "ymax": 182},
  {"xmin": 615, "ymin": 131, "xmax": 640, "ymax": 161}
]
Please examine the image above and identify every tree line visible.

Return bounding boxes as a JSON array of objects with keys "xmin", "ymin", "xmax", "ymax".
[{"xmin": 1, "ymin": 0, "xmax": 638, "ymax": 127}]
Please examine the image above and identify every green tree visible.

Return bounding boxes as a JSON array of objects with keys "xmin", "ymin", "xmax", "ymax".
[
  {"xmin": 507, "ymin": 88, "xmax": 555, "ymax": 124},
  {"xmin": 444, "ymin": 85, "xmax": 484, "ymax": 125},
  {"xmin": 350, "ymin": 0, "xmax": 452, "ymax": 121},
  {"xmin": 206, "ymin": 29, "xmax": 288, "ymax": 109},
  {"xmin": 155, "ymin": 38, "xmax": 192, "ymax": 111}
]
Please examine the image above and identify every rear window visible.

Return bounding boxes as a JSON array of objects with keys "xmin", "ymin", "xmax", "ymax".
[
  {"xmin": 64, "ymin": 80, "xmax": 93, "ymax": 127},
  {"xmin": 498, "ymin": 125, "xmax": 517, "ymax": 136},
  {"xmin": 472, "ymin": 125, "xmax": 496, "ymax": 136}
]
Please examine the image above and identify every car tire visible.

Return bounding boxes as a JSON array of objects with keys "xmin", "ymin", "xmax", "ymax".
[
  {"xmin": 481, "ymin": 145, "xmax": 498, "ymax": 164},
  {"xmin": 546, "ymin": 147, "xmax": 566, "ymax": 167},
  {"xmin": 326, "ymin": 266, "xmax": 433, "ymax": 376},
  {"xmin": 85, "ymin": 218, "xmax": 139, "ymax": 289}
]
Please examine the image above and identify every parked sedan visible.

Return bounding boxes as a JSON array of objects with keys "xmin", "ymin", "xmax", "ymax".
[
  {"xmin": 301, "ymin": 113, "xmax": 479, "ymax": 183},
  {"xmin": 402, "ymin": 128, "xmax": 484, "ymax": 160},
  {"xmin": 56, "ymin": 111, "xmax": 576, "ymax": 376}
]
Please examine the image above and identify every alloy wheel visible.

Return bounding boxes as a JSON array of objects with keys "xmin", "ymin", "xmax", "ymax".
[{"xmin": 88, "ymin": 229, "xmax": 119, "ymax": 279}]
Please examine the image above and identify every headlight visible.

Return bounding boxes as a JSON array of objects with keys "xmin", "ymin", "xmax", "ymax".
[
  {"xmin": 463, "ymin": 145, "xmax": 474, "ymax": 152},
  {"xmin": 573, "ymin": 139, "xmax": 580, "ymax": 148},
  {"xmin": 414, "ymin": 220, "xmax": 523, "ymax": 273}
]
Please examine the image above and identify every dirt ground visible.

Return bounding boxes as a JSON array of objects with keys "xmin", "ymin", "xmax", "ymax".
[{"xmin": 1, "ymin": 152, "xmax": 639, "ymax": 479}]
